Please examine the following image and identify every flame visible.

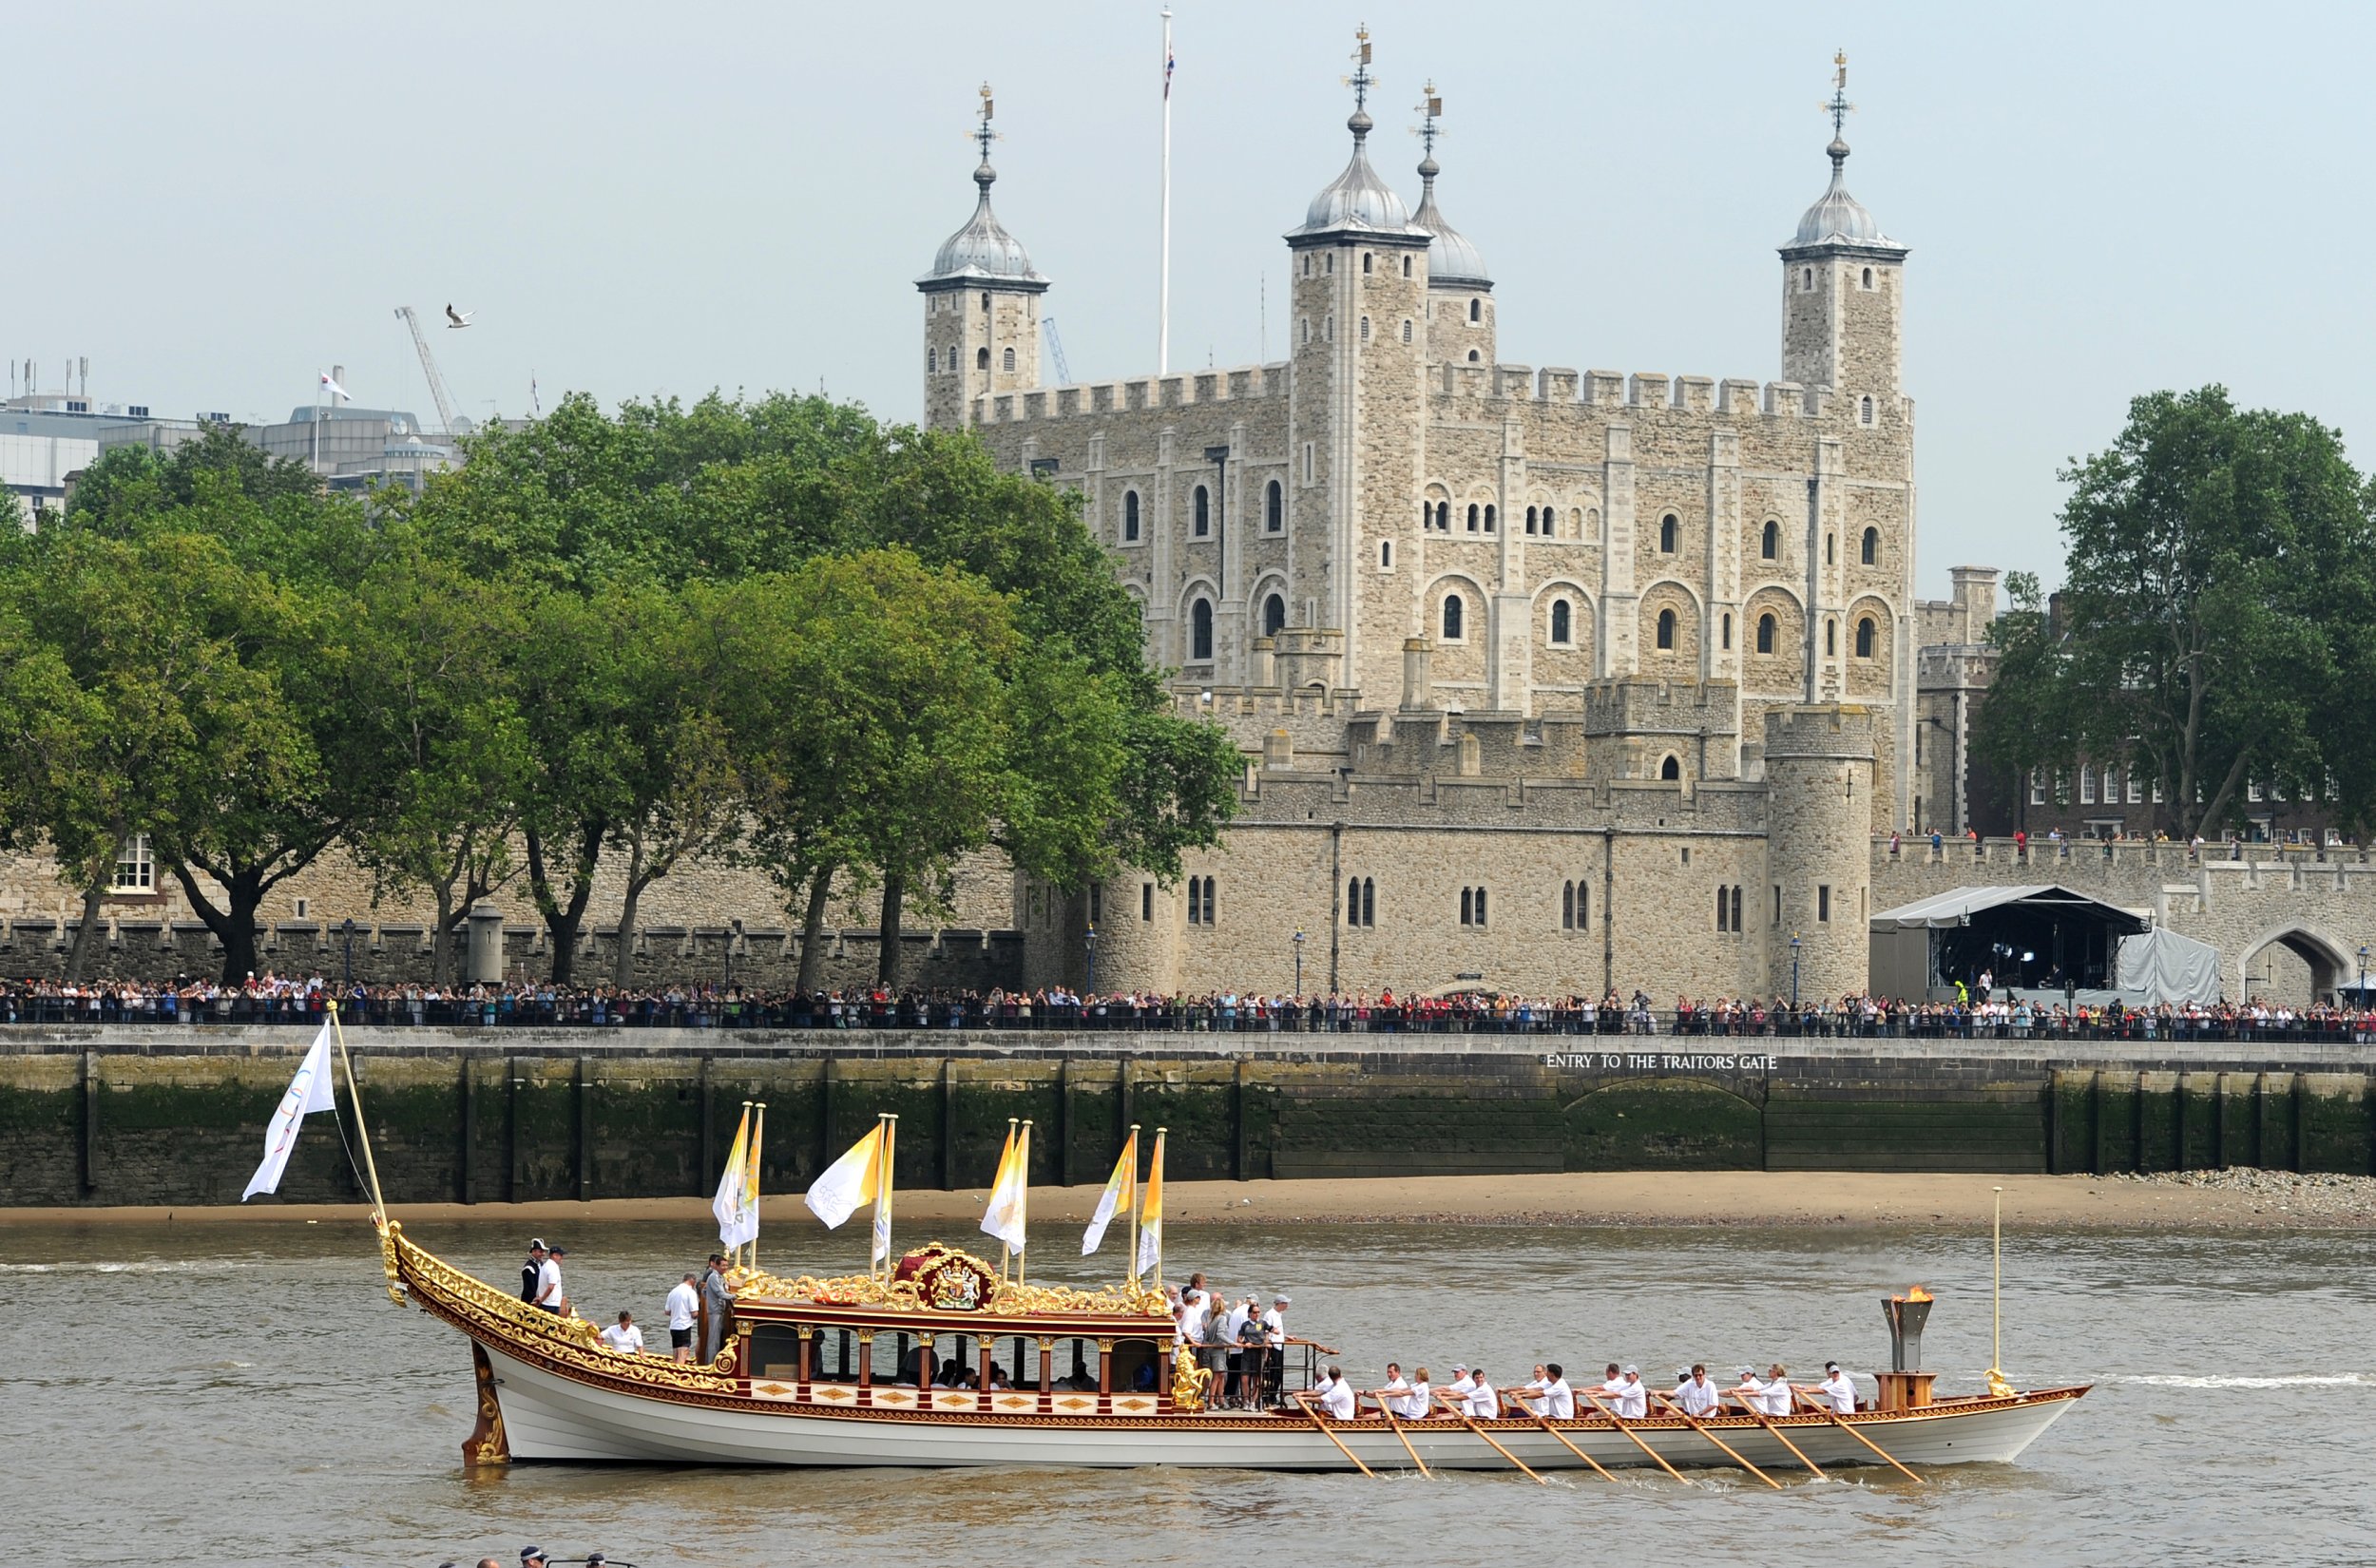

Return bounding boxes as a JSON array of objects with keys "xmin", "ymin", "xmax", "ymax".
[{"xmin": 1904, "ymin": 1284, "xmax": 1934, "ymax": 1303}]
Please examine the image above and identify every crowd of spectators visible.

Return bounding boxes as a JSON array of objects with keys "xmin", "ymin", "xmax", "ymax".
[{"xmin": 3, "ymin": 972, "xmax": 2373, "ymax": 1043}]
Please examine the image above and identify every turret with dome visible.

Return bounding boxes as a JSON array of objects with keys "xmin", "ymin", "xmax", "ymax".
[
  {"xmin": 917, "ymin": 83, "xmax": 1048, "ymax": 429},
  {"xmin": 1406, "ymin": 84, "xmax": 1495, "ymax": 366},
  {"xmin": 1779, "ymin": 52, "xmax": 1908, "ymax": 405}
]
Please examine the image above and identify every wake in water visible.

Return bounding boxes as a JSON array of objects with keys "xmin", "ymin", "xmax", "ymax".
[
  {"xmin": 2119, "ymin": 1373, "xmax": 2368, "ymax": 1388},
  {"xmin": 0, "ymin": 1259, "xmax": 257, "ymax": 1275}
]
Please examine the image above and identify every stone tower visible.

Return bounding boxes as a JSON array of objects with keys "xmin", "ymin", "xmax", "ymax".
[
  {"xmin": 918, "ymin": 84, "xmax": 1048, "ymax": 430},
  {"xmin": 1763, "ymin": 704, "xmax": 1877, "ymax": 1001},
  {"xmin": 1778, "ymin": 55, "xmax": 1907, "ymax": 411},
  {"xmin": 1283, "ymin": 27, "xmax": 1434, "ymax": 698},
  {"xmin": 1409, "ymin": 86, "xmax": 1494, "ymax": 370}
]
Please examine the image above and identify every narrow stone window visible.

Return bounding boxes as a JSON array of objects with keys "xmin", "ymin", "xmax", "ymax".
[
  {"xmin": 1825, "ymin": 619, "xmax": 1836, "ymax": 657},
  {"xmin": 1721, "ymin": 613, "xmax": 1733, "ymax": 651},
  {"xmin": 1266, "ymin": 479, "xmax": 1283, "ymax": 532},
  {"xmin": 1818, "ymin": 885, "xmax": 1831, "ymax": 923},
  {"xmin": 1193, "ymin": 485, "xmax": 1210, "ymax": 538},
  {"xmin": 1657, "ymin": 608, "xmax": 1676, "ymax": 650},
  {"xmin": 1003, "ymin": 346, "xmax": 1016, "ymax": 373},
  {"xmin": 927, "ymin": 348, "xmax": 936, "ymax": 373},
  {"xmin": 1301, "ymin": 317, "xmax": 1311, "ymax": 345},
  {"xmin": 1861, "ymin": 526, "xmax": 1878, "ymax": 564},
  {"xmin": 1761, "ymin": 519, "xmax": 1778, "ymax": 560},
  {"xmin": 1401, "ymin": 318, "xmax": 1412, "ymax": 342},
  {"xmin": 1141, "ymin": 884, "xmax": 1153, "ymax": 921},
  {"xmin": 1716, "ymin": 887, "xmax": 1730, "ymax": 932},
  {"xmin": 1435, "ymin": 501, "xmax": 1450, "ymax": 530},
  {"xmin": 1363, "ymin": 252, "xmax": 1373, "ymax": 275},
  {"xmin": 1484, "ymin": 505, "xmax": 1496, "ymax": 533},
  {"xmin": 1362, "ymin": 878, "xmax": 1375, "ymax": 926},
  {"xmin": 1466, "ymin": 504, "xmax": 1480, "ymax": 532},
  {"xmin": 1549, "ymin": 600, "xmax": 1571, "ymax": 645},
  {"xmin": 1860, "ymin": 395, "xmax": 1875, "ymax": 426},
  {"xmin": 1123, "ymin": 490, "xmax": 1140, "ymax": 542},
  {"xmin": 1360, "ymin": 316, "xmax": 1371, "ymax": 343},
  {"xmin": 976, "ymin": 347, "xmax": 989, "ymax": 370},
  {"xmin": 1756, "ymin": 613, "xmax": 1775, "ymax": 655},
  {"xmin": 1861, "ymin": 266, "xmax": 1874, "ymax": 289},
  {"xmin": 1401, "ymin": 255, "xmax": 1411, "ymax": 277},
  {"xmin": 1661, "ymin": 755, "xmax": 1681, "ymax": 781},
  {"xmin": 1731, "ymin": 886, "xmax": 1743, "ymax": 932},
  {"xmin": 1379, "ymin": 539, "xmax": 1392, "ymax": 569},
  {"xmin": 1659, "ymin": 513, "xmax": 1678, "ymax": 553},
  {"xmin": 1302, "ymin": 442, "xmax": 1314, "ymax": 484},
  {"xmin": 1460, "ymin": 888, "xmax": 1472, "ymax": 926},
  {"xmin": 1263, "ymin": 593, "xmax": 1286, "ymax": 637},
  {"xmin": 1191, "ymin": 599, "xmax": 1214, "ymax": 661},
  {"xmin": 1855, "ymin": 617, "xmax": 1876, "ymax": 659},
  {"xmin": 1468, "ymin": 297, "xmax": 1481, "ymax": 322},
  {"xmin": 1467, "ymin": 349, "xmax": 1481, "ymax": 362},
  {"xmin": 1562, "ymin": 882, "xmax": 1575, "ymax": 929},
  {"xmin": 1826, "ymin": 533, "xmax": 1835, "ymax": 565},
  {"xmin": 1442, "ymin": 594, "xmax": 1465, "ymax": 641}
]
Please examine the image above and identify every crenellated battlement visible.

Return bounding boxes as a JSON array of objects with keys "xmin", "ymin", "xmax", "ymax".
[
  {"xmin": 979, "ymin": 360, "xmax": 1292, "ymax": 427},
  {"xmin": 1582, "ymin": 678, "xmax": 1741, "ymax": 738},
  {"xmin": 1428, "ymin": 363, "xmax": 1854, "ymax": 422}
]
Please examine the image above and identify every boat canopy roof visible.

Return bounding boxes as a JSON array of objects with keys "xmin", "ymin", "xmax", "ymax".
[{"xmin": 733, "ymin": 1242, "xmax": 1172, "ymax": 1336}]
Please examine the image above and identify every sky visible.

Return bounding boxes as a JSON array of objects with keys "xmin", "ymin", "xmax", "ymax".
[{"xmin": 11, "ymin": 1, "xmax": 2375, "ymax": 597}]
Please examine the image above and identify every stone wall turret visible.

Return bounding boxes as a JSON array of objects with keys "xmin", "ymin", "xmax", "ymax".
[{"xmin": 1763, "ymin": 704, "xmax": 1876, "ymax": 1000}]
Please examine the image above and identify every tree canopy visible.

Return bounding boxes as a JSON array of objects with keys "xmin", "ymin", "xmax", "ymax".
[
  {"xmin": 0, "ymin": 397, "xmax": 1239, "ymax": 985},
  {"xmin": 1974, "ymin": 386, "xmax": 2376, "ymax": 838}
]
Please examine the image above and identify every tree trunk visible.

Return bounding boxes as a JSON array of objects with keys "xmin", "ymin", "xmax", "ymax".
[
  {"xmin": 60, "ymin": 884, "xmax": 105, "ymax": 983},
  {"xmin": 429, "ymin": 884, "xmax": 458, "ymax": 989},
  {"xmin": 525, "ymin": 819, "xmax": 603, "ymax": 985},
  {"xmin": 795, "ymin": 864, "xmax": 834, "ymax": 995},
  {"xmin": 613, "ymin": 828, "xmax": 648, "ymax": 991},
  {"xmin": 176, "ymin": 864, "xmax": 268, "ymax": 985},
  {"xmin": 875, "ymin": 872, "xmax": 906, "ymax": 989}
]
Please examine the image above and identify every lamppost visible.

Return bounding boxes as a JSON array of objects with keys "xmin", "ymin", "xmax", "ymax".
[
  {"xmin": 726, "ymin": 917, "xmax": 743, "ymax": 993},
  {"xmin": 1292, "ymin": 927, "xmax": 1306, "ymax": 1001},
  {"xmin": 340, "ymin": 917, "xmax": 356, "ymax": 988},
  {"xmin": 1790, "ymin": 933, "xmax": 1802, "ymax": 1010},
  {"xmin": 1084, "ymin": 922, "xmax": 1098, "ymax": 994},
  {"xmin": 2360, "ymin": 945, "xmax": 2369, "ymax": 1002}
]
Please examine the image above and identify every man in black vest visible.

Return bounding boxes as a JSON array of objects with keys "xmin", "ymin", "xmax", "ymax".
[{"xmin": 520, "ymin": 1238, "xmax": 547, "ymax": 1304}]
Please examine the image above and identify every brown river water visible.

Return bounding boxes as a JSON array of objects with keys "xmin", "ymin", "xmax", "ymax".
[{"xmin": 1, "ymin": 1215, "xmax": 2366, "ymax": 1567}]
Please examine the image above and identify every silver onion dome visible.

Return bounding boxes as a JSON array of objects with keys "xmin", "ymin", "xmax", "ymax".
[
  {"xmin": 1288, "ymin": 109, "xmax": 1430, "ymax": 241},
  {"xmin": 1785, "ymin": 138, "xmax": 1905, "ymax": 255},
  {"xmin": 1411, "ymin": 153, "xmax": 1490, "ymax": 287},
  {"xmin": 920, "ymin": 158, "xmax": 1046, "ymax": 286}
]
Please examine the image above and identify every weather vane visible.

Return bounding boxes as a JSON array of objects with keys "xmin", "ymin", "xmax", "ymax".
[
  {"xmin": 1823, "ymin": 49, "xmax": 1854, "ymax": 138},
  {"xmin": 1412, "ymin": 80, "xmax": 1443, "ymax": 158},
  {"xmin": 1341, "ymin": 24, "xmax": 1374, "ymax": 112},
  {"xmin": 973, "ymin": 81, "xmax": 1000, "ymax": 159}
]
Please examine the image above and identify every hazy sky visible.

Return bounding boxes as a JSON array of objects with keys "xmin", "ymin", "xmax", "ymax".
[{"xmin": 13, "ymin": 2, "xmax": 2374, "ymax": 596}]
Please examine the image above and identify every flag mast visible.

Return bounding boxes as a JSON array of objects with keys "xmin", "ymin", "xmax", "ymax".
[
  {"xmin": 1158, "ymin": 6, "xmax": 1174, "ymax": 373},
  {"xmin": 1016, "ymin": 1119, "xmax": 1032, "ymax": 1288},
  {"xmin": 1124, "ymin": 1122, "xmax": 1140, "ymax": 1288},
  {"xmin": 872, "ymin": 1113, "xmax": 898, "ymax": 1281},
  {"xmin": 745, "ymin": 1100, "xmax": 767, "ymax": 1273},
  {"xmin": 327, "ymin": 1001, "xmax": 387, "ymax": 1224}
]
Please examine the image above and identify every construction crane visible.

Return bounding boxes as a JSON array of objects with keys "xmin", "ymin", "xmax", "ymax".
[
  {"xmin": 1042, "ymin": 314, "xmax": 1073, "ymax": 384},
  {"xmin": 393, "ymin": 306, "xmax": 469, "ymax": 436}
]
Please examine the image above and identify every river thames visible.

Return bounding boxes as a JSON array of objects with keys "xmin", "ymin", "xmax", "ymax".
[{"xmin": 2, "ymin": 1215, "xmax": 2366, "ymax": 1567}]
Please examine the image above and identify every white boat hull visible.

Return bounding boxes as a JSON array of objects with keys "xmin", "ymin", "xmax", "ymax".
[{"xmin": 484, "ymin": 1341, "xmax": 2081, "ymax": 1471}]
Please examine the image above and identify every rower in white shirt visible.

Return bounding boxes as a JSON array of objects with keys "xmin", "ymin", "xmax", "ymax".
[
  {"xmin": 1735, "ymin": 1363, "xmax": 1794, "ymax": 1416},
  {"xmin": 1318, "ymin": 1365, "xmax": 1356, "ymax": 1420},
  {"xmin": 1379, "ymin": 1363, "xmax": 1412, "ymax": 1420},
  {"xmin": 1403, "ymin": 1367, "xmax": 1434, "ymax": 1420},
  {"xmin": 1816, "ymin": 1360, "xmax": 1859, "ymax": 1415},
  {"xmin": 1603, "ymin": 1365, "xmax": 1648, "ymax": 1419},
  {"xmin": 1463, "ymin": 1367, "xmax": 1499, "ymax": 1420},
  {"xmin": 597, "ymin": 1310, "xmax": 644, "ymax": 1355},
  {"xmin": 1539, "ymin": 1361, "xmax": 1576, "ymax": 1420},
  {"xmin": 1598, "ymin": 1362, "xmax": 1627, "ymax": 1404},
  {"xmin": 1673, "ymin": 1364, "xmax": 1721, "ymax": 1417},
  {"xmin": 1444, "ymin": 1364, "xmax": 1476, "ymax": 1415}
]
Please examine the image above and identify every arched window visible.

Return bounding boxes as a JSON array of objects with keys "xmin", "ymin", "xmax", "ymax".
[
  {"xmin": 1825, "ymin": 619, "xmax": 1836, "ymax": 657},
  {"xmin": 1442, "ymin": 594, "xmax": 1465, "ymax": 641},
  {"xmin": 1731, "ymin": 886, "xmax": 1743, "ymax": 931},
  {"xmin": 1716, "ymin": 886, "xmax": 1731, "ymax": 931},
  {"xmin": 1756, "ymin": 613, "xmax": 1775, "ymax": 654},
  {"xmin": 1860, "ymin": 395, "xmax": 1875, "ymax": 426},
  {"xmin": 1524, "ymin": 506, "xmax": 1537, "ymax": 535},
  {"xmin": 1348, "ymin": 877, "xmax": 1360, "ymax": 922},
  {"xmin": 1123, "ymin": 490, "xmax": 1141, "ymax": 542},
  {"xmin": 1861, "ymin": 266, "xmax": 1874, "ymax": 289},
  {"xmin": 1801, "ymin": 266, "xmax": 1813, "ymax": 290},
  {"xmin": 1363, "ymin": 253, "xmax": 1373, "ymax": 275},
  {"xmin": 1460, "ymin": 888, "xmax": 1472, "ymax": 925},
  {"xmin": 1550, "ymin": 600, "xmax": 1571, "ymax": 645},
  {"xmin": 1266, "ymin": 480, "xmax": 1283, "ymax": 533},
  {"xmin": 1539, "ymin": 507, "xmax": 1554, "ymax": 539},
  {"xmin": 1002, "ymin": 346, "xmax": 1016, "ymax": 373},
  {"xmin": 1562, "ymin": 881, "xmax": 1576, "ymax": 930},
  {"xmin": 1826, "ymin": 533, "xmax": 1835, "ymax": 565},
  {"xmin": 1474, "ymin": 888, "xmax": 1488, "ymax": 925},
  {"xmin": 1362, "ymin": 877, "xmax": 1375, "ymax": 926},
  {"xmin": 1761, "ymin": 519, "xmax": 1778, "ymax": 560},
  {"xmin": 1656, "ymin": 608, "xmax": 1676, "ymax": 650},
  {"xmin": 1190, "ymin": 599, "xmax": 1214, "ymax": 661},
  {"xmin": 1860, "ymin": 526, "xmax": 1878, "ymax": 565},
  {"xmin": 1660, "ymin": 755, "xmax": 1681, "ymax": 781},
  {"xmin": 1576, "ymin": 880, "xmax": 1588, "ymax": 929},
  {"xmin": 1469, "ymin": 298, "xmax": 1482, "ymax": 323},
  {"xmin": 1360, "ymin": 316, "xmax": 1371, "ymax": 342},
  {"xmin": 1263, "ymin": 593, "xmax": 1286, "ymax": 638},
  {"xmin": 1461, "ymin": 503, "xmax": 1476, "ymax": 532},
  {"xmin": 1301, "ymin": 317, "xmax": 1311, "ymax": 345},
  {"xmin": 927, "ymin": 348, "xmax": 936, "ymax": 373},
  {"xmin": 1467, "ymin": 349, "xmax": 1481, "ymax": 362},
  {"xmin": 976, "ymin": 347, "xmax": 989, "ymax": 370},
  {"xmin": 1380, "ymin": 540, "xmax": 1393, "ymax": 568},
  {"xmin": 1484, "ymin": 505, "xmax": 1496, "ymax": 533},
  {"xmin": 1434, "ymin": 501, "xmax": 1450, "ymax": 531},
  {"xmin": 1721, "ymin": 613, "xmax": 1733, "ymax": 651},
  {"xmin": 1658, "ymin": 513, "xmax": 1678, "ymax": 553},
  {"xmin": 1193, "ymin": 485, "xmax": 1210, "ymax": 537},
  {"xmin": 1855, "ymin": 617, "xmax": 1876, "ymax": 658},
  {"xmin": 1401, "ymin": 256, "xmax": 1411, "ymax": 277},
  {"xmin": 1400, "ymin": 318, "xmax": 1412, "ymax": 342}
]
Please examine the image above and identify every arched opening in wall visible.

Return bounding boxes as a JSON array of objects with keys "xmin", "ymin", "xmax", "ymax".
[
  {"xmin": 1656, "ymin": 608, "xmax": 1676, "ymax": 650},
  {"xmin": 1193, "ymin": 485, "xmax": 1210, "ymax": 537},
  {"xmin": 1825, "ymin": 532, "xmax": 1835, "ymax": 565},
  {"xmin": 1861, "ymin": 266, "xmax": 1875, "ymax": 289},
  {"xmin": 1469, "ymin": 297, "xmax": 1482, "ymax": 322},
  {"xmin": 1363, "ymin": 252, "xmax": 1373, "ymax": 275},
  {"xmin": 977, "ymin": 347, "xmax": 989, "ymax": 370},
  {"xmin": 1263, "ymin": 594, "xmax": 1286, "ymax": 638},
  {"xmin": 1578, "ymin": 507, "xmax": 1593, "ymax": 535},
  {"xmin": 1003, "ymin": 346, "xmax": 1016, "ymax": 373},
  {"xmin": 1442, "ymin": 594, "xmax": 1466, "ymax": 641},
  {"xmin": 1658, "ymin": 513, "xmax": 1678, "ymax": 553},
  {"xmin": 1484, "ymin": 505, "xmax": 1497, "ymax": 533},
  {"xmin": 1123, "ymin": 490, "xmax": 1141, "ymax": 542},
  {"xmin": 1467, "ymin": 349, "xmax": 1481, "ymax": 362},
  {"xmin": 1761, "ymin": 519, "xmax": 1778, "ymax": 560},
  {"xmin": 1434, "ymin": 501, "xmax": 1450, "ymax": 530},
  {"xmin": 1801, "ymin": 266, "xmax": 1813, "ymax": 290},
  {"xmin": 1524, "ymin": 506, "xmax": 1538, "ymax": 534},
  {"xmin": 1660, "ymin": 755, "xmax": 1681, "ymax": 781},
  {"xmin": 1190, "ymin": 599, "xmax": 1214, "ymax": 661},
  {"xmin": 1549, "ymin": 599, "xmax": 1571, "ymax": 645},
  {"xmin": 1861, "ymin": 526, "xmax": 1878, "ymax": 564},
  {"xmin": 1756, "ymin": 613, "xmax": 1775, "ymax": 655},
  {"xmin": 1855, "ymin": 616, "xmax": 1876, "ymax": 659},
  {"xmin": 1825, "ymin": 619, "xmax": 1836, "ymax": 657},
  {"xmin": 1266, "ymin": 479, "xmax": 1283, "ymax": 532},
  {"xmin": 1860, "ymin": 395, "xmax": 1875, "ymax": 426},
  {"xmin": 1360, "ymin": 316, "xmax": 1371, "ymax": 342},
  {"xmin": 1401, "ymin": 318, "xmax": 1413, "ymax": 342},
  {"xmin": 1402, "ymin": 256, "xmax": 1411, "ymax": 278},
  {"xmin": 1466, "ymin": 504, "xmax": 1480, "ymax": 532},
  {"xmin": 2240, "ymin": 929, "xmax": 2348, "ymax": 1004},
  {"xmin": 1380, "ymin": 540, "xmax": 1393, "ymax": 568},
  {"xmin": 1721, "ymin": 613, "xmax": 1733, "ymax": 651},
  {"xmin": 927, "ymin": 348, "xmax": 937, "ymax": 373}
]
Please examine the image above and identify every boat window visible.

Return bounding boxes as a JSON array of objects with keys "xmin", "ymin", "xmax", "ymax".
[
  {"xmin": 1111, "ymin": 1338, "xmax": 1161, "ymax": 1395},
  {"xmin": 1060, "ymin": 1339, "xmax": 1100, "ymax": 1392},
  {"xmin": 748, "ymin": 1322, "xmax": 802, "ymax": 1380}
]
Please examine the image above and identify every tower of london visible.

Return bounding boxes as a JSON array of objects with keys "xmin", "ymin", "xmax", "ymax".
[{"xmin": 936, "ymin": 41, "xmax": 1926, "ymax": 1004}]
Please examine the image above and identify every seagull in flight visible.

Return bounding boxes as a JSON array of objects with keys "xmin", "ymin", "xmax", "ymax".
[{"xmin": 445, "ymin": 304, "xmax": 473, "ymax": 329}]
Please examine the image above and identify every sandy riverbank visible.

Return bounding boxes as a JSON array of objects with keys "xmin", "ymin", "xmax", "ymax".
[{"xmin": 7, "ymin": 1168, "xmax": 2373, "ymax": 1230}]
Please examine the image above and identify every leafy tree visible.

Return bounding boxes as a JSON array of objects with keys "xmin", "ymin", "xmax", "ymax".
[{"xmin": 1974, "ymin": 387, "xmax": 2376, "ymax": 839}]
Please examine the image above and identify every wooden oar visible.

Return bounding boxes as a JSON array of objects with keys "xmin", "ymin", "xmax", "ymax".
[
  {"xmin": 1293, "ymin": 1392, "xmax": 1375, "ymax": 1477},
  {"xmin": 1724, "ymin": 1389, "xmax": 1826, "ymax": 1479},
  {"xmin": 1648, "ymin": 1390, "xmax": 1780, "ymax": 1488},
  {"xmin": 1430, "ymin": 1391, "xmax": 1545, "ymax": 1482},
  {"xmin": 1581, "ymin": 1392, "xmax": 1692, "ymax": 1485},
  {"xmin": 1365, "ymin": 1389, "xmax": 1431, "ymax": 1477},
  {"xmin": 1505, "ymin": 1390, "xmax": 1619, "ymax": 1483},
  {"xmin": 1792, "ymin": 1390, "xmax": 1924, "ymax": 1482}
]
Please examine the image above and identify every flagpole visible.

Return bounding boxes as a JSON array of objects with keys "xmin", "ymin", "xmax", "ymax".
[
  {"xmin": 327, "ymin": 1002, "xmax": 386, "ymax": 1224},
  {"xmin": 747, "ymin": 1100, "xmax": 767, "ymax": 1273},
  {"xmin": 997, "ymin": 1117, "xmax": 1018, "ymax": 1284},
  {"xmin": 1017, "ymin": 1119, "xmax": 1032, "ymax": 1288},
  {"xmin": 1151, "ymin": 1126, "xmax": 1165, "ymax": 1297},
  {"xmin": 1158, "ymin": 5, "xmax": 1173, "ymax": 373},
  {"xmin": 874, "ymin": 1113, "xmax": 897, "ymax": 1281}
]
